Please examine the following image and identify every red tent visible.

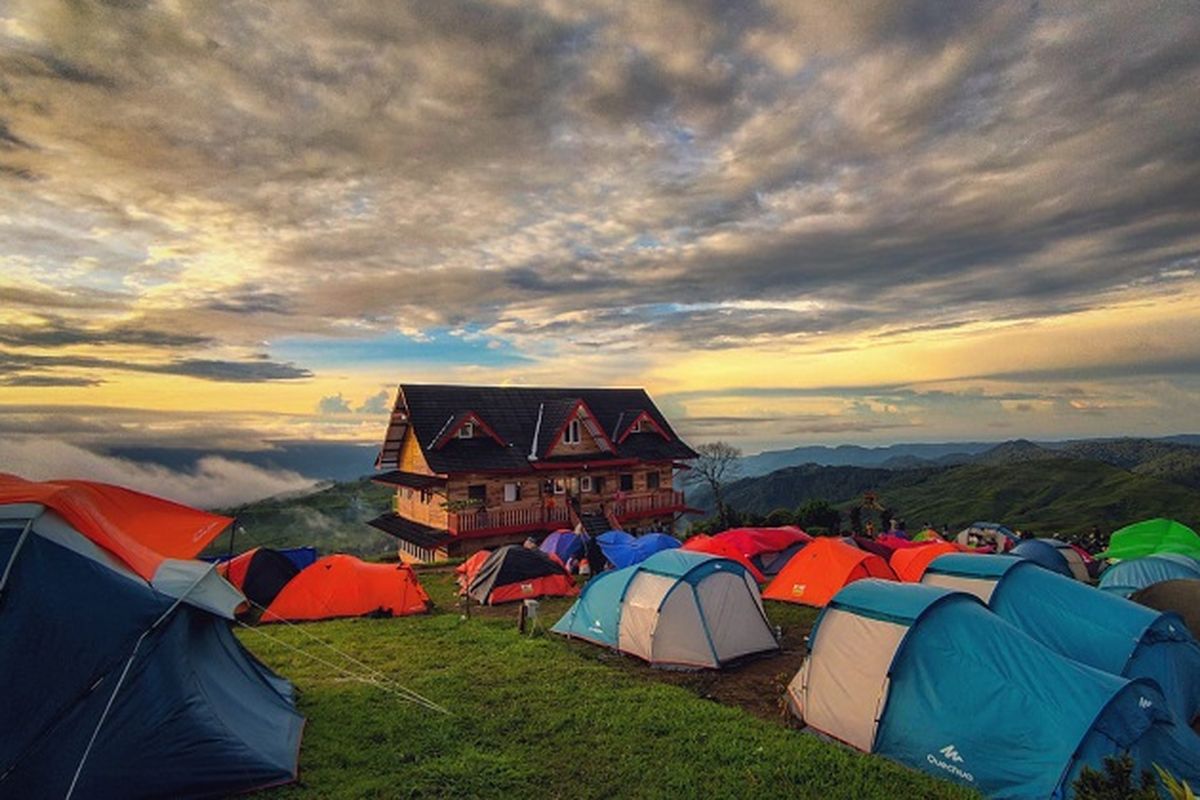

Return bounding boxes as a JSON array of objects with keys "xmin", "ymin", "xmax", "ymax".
[
  {"xmin": 456, "ymin": 549, "xmax": 492, "ymax": 594},
  {"xmin": 263, "ymin": 555, "xmax": 429, "ymax": 622},
  {"xmin": 681, "ymin": 534, "xmax": 767, "ymax": 582},
  {"xmin": 714, "ymin": 526, "xmax": 811, "ymax": 558}
]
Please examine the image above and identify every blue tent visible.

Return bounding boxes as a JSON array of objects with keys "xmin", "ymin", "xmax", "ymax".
[
  {"xmin": 552, "ymin": 550, "xmax": 778, "ymax": 668},
  {"xmin": 596, "ymin": 530, "xmax": 680, "ymax": 569},
  {"xmin": 0, "ymin": 504, "xmax": 304, "ymax": 797},
  {"xmin": 1100, "ymin": 554, "xmax": 1200, "ymax": 597},
  {"xmin": 788, "ymin": 580, "xmax": 1200, "ymax": 799},
  {"xmin": 540, "ymin": 530, "xmax": 585, "ymax": 563},
  {"xmin": 1009, "ymin": 538, "xmax": 1090, "ymax": 581},
  {"xmin": 925, "ymin": 553, "xmax": 1200, "ymax": 725}
]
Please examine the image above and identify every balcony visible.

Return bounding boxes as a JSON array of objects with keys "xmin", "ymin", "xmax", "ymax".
[
  {"xmin": 446, "ymin": 489, "xmax": 691, "ymax": 537},
  {"xmin": 611, "ymin": 489, "xmax": 689, "ymax": 522}
]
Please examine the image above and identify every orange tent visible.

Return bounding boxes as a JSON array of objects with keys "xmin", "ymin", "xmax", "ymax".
[
  {"xmin": 890, "ymin": 541, "xmax": 962, "ymax": 583},
  {"xmin": 681, "ymin": 534, "xmax": 767, "ymax": 583},
  {"xmin": 0, "ymin": 472, "xmax": 231, "ymax": 580},
  {"xmin": 262, "ymin": 555, "xmax": 429, "ymax": 622},
  {"xmin": 762, "ymin": 537, "xmax": 896, "ymax": 607},
  {"xmin": 456, "ymin": 549, "xmax": 492, "ymax": 594}
]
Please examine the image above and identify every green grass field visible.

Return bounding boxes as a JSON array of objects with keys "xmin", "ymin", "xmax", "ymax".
[{"xmin": 237, "ymin": 569, "xmax": 978, "ymax": 800}]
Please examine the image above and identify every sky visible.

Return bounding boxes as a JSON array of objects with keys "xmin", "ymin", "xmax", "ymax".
[{"xmin": 2, "ymin": 1, "xmax": 1200, "ymax": 501}]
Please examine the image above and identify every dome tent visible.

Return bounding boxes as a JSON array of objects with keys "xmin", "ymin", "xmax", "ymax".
[
  {"xmin": 552, "ymin": 550, "xmax": 778, "ymax": 669},
  {"xmin": 889, "ymin": 541, "xmax": 962, "ymax": 583},
  {"xmin": 1097, "ymin": 518, "xmax": 1200, "ymax": 561},
  {"xmin": 218, "ymin": 546, "xmax": 300, "ymax": 609},
  {"xmin": 467, "ymin": 545, "xmax": 577, "ymax": 605},
  {"xmin": 955, "ymin": 521, "xmax": 1016, "ymax": 552},
  {"xmin": 1099, "ymin": 554, "xmax": 1200, "ymax": 597},
  {"xmin": 787, "ymin": 580, "xmax": 1200, "ymax": 799},
  {"xmin": 762, "ymin": 537, "xmax": 896, "ymax": 607},
  {"xmin": 595, "ymin": 530, "xmax": 680, "ymax": 569},
  {"xmin": 712, "ymin": 527, "xmax": 810, "ymax": 577},
  {"xmin": 680, "ymin": 533, "xmax": 767, "ymax": 582},
  {"xmin": 1132, "ymin": 580, "xmax": 1200, "ymax": 639},
  {"xmin": 539, "ymin": 530, "xmax": 586, "ymax": 564},
  {"xmin": 264, "ymin": 554, "xmax": 430, "ymax": 622},
  {"xmin": 0, "ymin": 474, "xmax": 303, "ymax": 798},
  {"xmin": 924, "ymin": 553, "xmax": 1200, "ymax": 725},
  {"xmin": 1009, "ymin": 538, "xmax": 1090, "ymax": 581}
]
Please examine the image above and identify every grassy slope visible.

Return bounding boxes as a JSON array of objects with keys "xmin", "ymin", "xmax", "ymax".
[{"xmin": 239, "ymin": 570, "xmax": 976, "ymax": 800}]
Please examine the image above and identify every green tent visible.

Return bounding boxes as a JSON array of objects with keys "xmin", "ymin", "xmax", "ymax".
[{"xmin": 1096, "ymin": 518, "xmax": 1200, "ymax": 561}]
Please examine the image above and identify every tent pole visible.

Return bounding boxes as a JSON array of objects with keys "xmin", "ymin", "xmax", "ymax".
[{"xmin": 0, "ymin": 514, "xmax": 40, "ymax": 607}]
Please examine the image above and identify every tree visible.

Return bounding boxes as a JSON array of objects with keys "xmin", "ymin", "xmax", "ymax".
[
  {"xmin": 765, "ymin": 507, "xmax": 796, "ymax": 527},
  {"xmin": 848, "ymin": 505, "xmax": 863, "ymax": 535},
  {"xmin": 1073, "ymin": 755, "xmax": 1157, "ymax": 800},
  {"xmin": 691, "ymin": 441, "xmax": 742, "ymax": 532},
  {"xmin": 796, "ymin": 499, "xmax": 841, "ymax": 534}
]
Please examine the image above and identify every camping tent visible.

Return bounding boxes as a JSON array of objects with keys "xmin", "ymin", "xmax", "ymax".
[
  {"xmin": 924, "ymin": 553, "xmax": 1200, "ymax": 724},
  {"xmin": 1132, "ymin": 580, "xmax": 1200, "ymax": 639},
  {"xmin": 912, "ymin": 527, "xmax": 945, "ymax": 543},
  {"xmin": 467, "ymin": 545, "xmax": 577, "ymax": 605},
  {"xmin": 596, "ymin": 531, "xmax": 680, "ymax": 569},
  {"xmin": 552, "ymin": 550, "xmax": 778, "ymax": 669},
  {"xmin": 1099, "ymin": 554, "xmax": 1200, "ymax": 597},
  {"xmin": 787, "ymin": 580, "xmax": 1200, "ymax": 799},
  {"xmin": 713, "ymin": 527, "xmax": 810, "ymax": 577},
  {"xmin": 0, "ymin": 474, "xmax": 303, "ymax": 798},
  {"xmin": 218, "ymin": 546, "xmax": 300, "ymax": 609},
  {"xmin": 955, "ymin": 521, "xmax": 1016, "ymax": 552},
  {"xmin": 850, "ymin": 535, "xmax": 897, "ymax": 560},
  {"xmin": 889, "ymin": 542, "xmax": 961, "ymax": 583},
  {"xmin": 263, "ymin": 555, "xmax": 429, "ymax": 622},
  {"xmin": 1097, "ymin": 518, "xmax": 1200, "ymax": 561},
  {"xmin": 1009, "ymin": 538, "xmax": 1091, "ymax": 581},
  {"xmin": 680, "ymin": 534, "xmax": 766, "ymax": 582},
  {"xmin": 762, "ymin": 537, "xmax": 896, "ymax": 607},
  {"xmin": 540, "ymin": 530, "xmax": 585, "ymax": 565},
  {"xmin": 456, "ymin": 549, "xmax": 492, "ymax": 594}
]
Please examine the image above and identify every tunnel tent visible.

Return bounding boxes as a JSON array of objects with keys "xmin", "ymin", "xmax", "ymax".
[
  {"xmin": 762, "ymin": 536, "xmax": 896, "ymax": 607},
  {"xmin": 0, "ymin": 474, "xmax": 304, "ymax": 798},
  {"xmin": 1131, "ymin": 580, "xmax": 1200, "ymax": 639},
  {"xmin": 921, "ymin": 551, "xmax": 1022, "ymax": 602},
  {"xmin": 264, "ymin": 554, "xmax": 430, "ymax": 622},
  {"xmin": 218, "ymin": 546, "xmax": 300, "ymax": 609},
  {"xmin": 1097, "ymin": 518, "xmax": 1200, "ymax": 561},
  {"xmin": 890, "ymin": 541, "xmax": 962, "ymax": 583},
  {"xmin": 925, "ymin": 553, "xmax": 1200, "ymax": 725},
  {"xmin": 787, "ymin": 580, "xmax": 1200, "ymax": 799},
  {"xmin": 552, "ymin": 550, "xmax": 778, "ymax": 669},
  {"xmin": 596, "ymin": 530, "xmax": 680, "ymax": 569},
  {"xmin": 1009, "ymin": 538, "xmax": 1091, "ymax": 581},
  {"xmin": 467, "ymin": 545, "xmax": 577, "ymax": 605},
  {"xmin": 1099, "ymin": 553, "xmax": 1200, "ymax": 597}
]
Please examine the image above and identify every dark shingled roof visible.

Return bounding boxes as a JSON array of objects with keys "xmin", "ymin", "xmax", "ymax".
[
  {"xmin": 367, "ymin": 514, "xmax": 452, "ymax": 549},
  {"xmin": 385, "ymin": 384, "xmax": 697, "ymax": 475},
  {"xmin": 371, "ymin": 470, "xmax": 447, "ymax": 490}
]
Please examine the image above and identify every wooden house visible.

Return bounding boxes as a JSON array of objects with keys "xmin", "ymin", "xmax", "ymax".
[{"xmin": 367, "ymin": 384, "xmax": 699, "ymax": 562}]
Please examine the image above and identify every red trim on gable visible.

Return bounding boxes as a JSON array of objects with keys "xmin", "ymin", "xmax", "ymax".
[
  {"xmin": 433, "ymin": 411, "xmax": 506, "ymax": 450},
  {"xmin": 544, "ymin": 399, "xmax": 618, "ymax": 456},
  {"xmin": 529, "ymin": 458, "xmax": 640, "ymax": 470},
  {"xmin": 616, "ymin": 410, "xmax": 672, "ymax": 443}
]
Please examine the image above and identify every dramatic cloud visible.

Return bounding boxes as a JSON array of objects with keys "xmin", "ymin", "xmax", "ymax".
[
  {"xmin": 1, "ymin": 438, "xmax": 317, "ymax": 508},
  {"xmin": 1, "ymin": 0, "xmax": 1198, "ymax": 452}
]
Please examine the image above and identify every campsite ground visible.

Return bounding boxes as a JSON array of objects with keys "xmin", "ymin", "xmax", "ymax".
[{"xmin": 238, "ymin": 567, "xmax": 978, "ymax": 800}]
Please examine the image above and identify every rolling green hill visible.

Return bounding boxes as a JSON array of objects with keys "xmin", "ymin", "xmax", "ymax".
[
  {"xmin": 206, "ymin": 478, "xmax": 395, "ymax": 557},
  {"xmin": 699, "ymin": 457, "xmax": 1200, "ymax": 536}
]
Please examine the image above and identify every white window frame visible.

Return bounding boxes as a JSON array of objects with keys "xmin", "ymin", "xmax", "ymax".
[
  {"xmin": 580, "ymin": 475, "xmax": 593, "ymax": 493},
  {"xmin": 563, "ymin": 418, "xmax": 581, "ymax": 445},
  {"xmin": 504, "ymin": 482, "xmax": 520, "ymax": 503},
  {"xmin": 457, "ymin": 422, "xmax": 474, "ymax": 439},
  {"xmin": 553, "ymin": 478, "xmax": 566, "ymax": 495}
]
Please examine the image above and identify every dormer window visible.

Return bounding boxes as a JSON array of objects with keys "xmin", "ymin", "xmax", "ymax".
[
  {"xmin": 457, "ymin": 422, "xmax": 474, "ymax": 439},
  {"xmin": 563, "ymin": 418, "xmax": 581, "ymax": 445}
]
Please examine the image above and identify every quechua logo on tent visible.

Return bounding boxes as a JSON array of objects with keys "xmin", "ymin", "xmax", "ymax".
[
  {"xmin": 791, "ymin": 584, "xmax": 806, "ymax": 596},
  {"xmin": 927, "ymin": 744, "xmax": 973, "ymax": 783}
]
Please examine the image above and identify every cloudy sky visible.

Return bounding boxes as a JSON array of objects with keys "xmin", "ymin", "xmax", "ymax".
[{"xmin": 3, "ymin": 0, "xmax": 1200, "ymax": 495}]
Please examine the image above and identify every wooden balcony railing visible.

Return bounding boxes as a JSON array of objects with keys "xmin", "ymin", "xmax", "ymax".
[
  {"xmin": 611, "ymin": 489, "xmax": 686, "ymax": 520},
  {"xmin": 446, "ymin": 489, "xmax": 686, "ymax": 536}
]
